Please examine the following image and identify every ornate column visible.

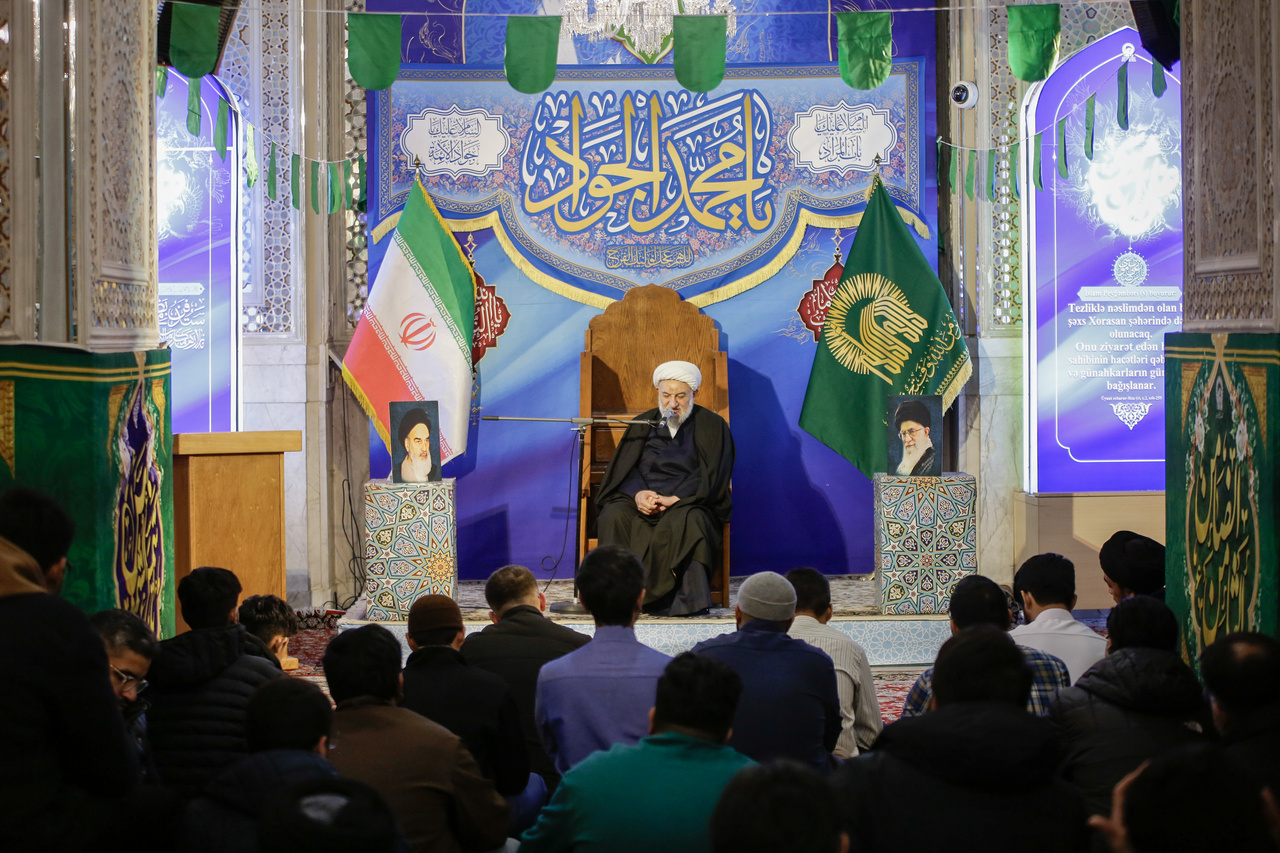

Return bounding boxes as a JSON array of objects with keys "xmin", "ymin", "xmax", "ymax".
[{"xmin": 1165, "ymin": 1, "xmax": 1280, "ymax": 657}]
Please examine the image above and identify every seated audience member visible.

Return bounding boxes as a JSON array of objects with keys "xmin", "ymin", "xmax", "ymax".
[
  {"xmin": 520, "ymin": 652, "xmax": 755, "ymax": 853},
  {"xmin": 257, "ymin": 777, "xmax": 404, "ymax": 853},
  {"xmin": 1049, "ymin": 595, "xmax": 1209, "ymax": 818},
  {"xmin": 691, "ymin": 572, "xmax": 841, "ymax": 772},
  {"xmin": 785, "ymin": 568, "xmax": 881, "ymax": 756},
  {"xmin": 0, "ymin": 487, "xmax": 141, "ymax": 850},
  {"xmin": 461, "ymin": 564, "xmax": 590, "ymax": 788},
  {"xmin": 536, "ymin": 546, "xmax": 671, "ymax": 775},
  {"xmin": 238, "ymin": 594, "xmax": 300, "ymax": 669},
  {"xmin": 1200, "ymin": 631, "xmax": 1280, "ymax": 794},
  {"xmin": 323, "ymin": 623, "xmax": 508, "ymax": 853},
  {"xmin": 147, "ymin": 566, "xmax": 285, "ymax": 797},
  {"xmin": 901, "ymin": 574, "xmax": 1070, "ymax": 718},
  {"xmin": 1098, "ymin": 531, "xmax": 1166, "ymax": 603},
  {"xmin": 839, "ymin": 626, "xmax": 1089, "ymax": 853},
  {"xmin": 711, "ymin": 762, "xmax": 848, "ymax": 853},
  {"xmin": 90, "ymin": 608, "xmax": 161, "ymax": 780},
  {"xmin": 182, "ymin": 678, "xmax": 338, "ymax": 853},
  {"xmin": 1010, "ymin": 553, "xmax": 1107, "ymax": 683},
  {"xmin": 400, "ymin": 593, "xmax": 541, "ymax": 832},
  {"xmin": 1089, "ymin": 744, "xmax": 1280, "ymax": 853}
]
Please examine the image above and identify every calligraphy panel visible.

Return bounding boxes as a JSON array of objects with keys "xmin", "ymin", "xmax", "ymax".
[{"xmin": 369, "ymin": 62, "xmax": 925, "ymax": 307}]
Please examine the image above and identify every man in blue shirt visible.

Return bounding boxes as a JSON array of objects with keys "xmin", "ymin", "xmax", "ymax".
[
  {"xmin": 520, "ymin": 652, "xmax": 755, "ymax": 853},
  {"xmin": 692, "ymin": 571, "xmax": 841, "ymax": 773},
  {"xmin": 535, "ymin": 546, "xmax": 671, "ymax": 775}
]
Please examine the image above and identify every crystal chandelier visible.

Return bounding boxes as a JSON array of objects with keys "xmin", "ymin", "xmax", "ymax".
[{"xmin": 562, "ymin": 0, "xmax": 738, "ymax": 59}]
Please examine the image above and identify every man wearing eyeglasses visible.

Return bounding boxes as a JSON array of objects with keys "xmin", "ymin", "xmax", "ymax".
[
  {"xmin": 91, "ymin": 609, "xmax": 160, "ymax": 780},
  {"xmin": 893, "ymin": 399, "xmax": 940, "ymax": 477}
]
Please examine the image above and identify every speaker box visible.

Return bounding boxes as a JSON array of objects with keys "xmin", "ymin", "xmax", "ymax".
[
  {"xmin": 1129, "ymin": 0, "xmax": 1180, "ymax": 70},
  {"xmin": 156, "ymin": 1, "xmax": 243, "ymax": 75}
]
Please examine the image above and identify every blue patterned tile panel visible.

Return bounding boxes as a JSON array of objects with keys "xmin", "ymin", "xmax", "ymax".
[
  {"xmin": 874, "ymin": 474, "xmax": 978, "ymax": 615},
  {"xmin": 364, "ymin": 479, "xmax": 458, "ymax": 620},
  {"xmin": 338, "ymin": 614, "xmax": 949, "ymax": 667}
]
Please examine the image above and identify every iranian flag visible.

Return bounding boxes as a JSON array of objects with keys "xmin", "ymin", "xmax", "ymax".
[{"xmin": 342, "ymin": 179, "xmax": 475, "ymax": 464}]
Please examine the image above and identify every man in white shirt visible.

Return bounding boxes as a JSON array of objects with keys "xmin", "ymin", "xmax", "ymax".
[
  {"xmin": 785, "ymin": 567, "xmax": 882, "ymax": 756},
  {"xmin": 1009, "ymin": 553, "xmax": 1106, "ymax": 683}
]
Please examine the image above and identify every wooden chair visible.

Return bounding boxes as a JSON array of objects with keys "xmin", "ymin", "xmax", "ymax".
[{"xmin": 578, "ymin": 285, "xmax": 732, "ymax": 608}]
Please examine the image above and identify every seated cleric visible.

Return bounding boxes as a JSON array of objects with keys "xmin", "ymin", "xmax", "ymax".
[{"xmin": 595, "ymin": 361, "xmax": 734, "ymax": 617}]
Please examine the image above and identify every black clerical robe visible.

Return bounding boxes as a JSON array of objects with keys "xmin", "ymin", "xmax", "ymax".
[{"xmin": 595, "ymin": 405, "xmax": 733, "ymax": 613}]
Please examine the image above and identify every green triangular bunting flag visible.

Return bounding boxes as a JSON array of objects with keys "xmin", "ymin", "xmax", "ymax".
[
  {"xmin": 1152, "ymin": 59, "xmax": 1167, "ymax": 98},
  {"xmin": 1007, "ymin": 4, "xmax": 1060, "ymax": 82},
  {"xmin": 1117, "ymin": 60, "xmax": 1130, "ymax": 129},
  {"xmin": 1033, "ymin": 131, "xmax": 1044, "ymax": 190},
  {"xmin": 267, "ymin": 142, "xmax": 278, "ymax": 201},
  {"xmin": 347, "ymin": 12, "xmax": 402, "ymax": 91},
  {"xmin": 214, "ymin": 97, "xmax": 229, "ymax": 162},
  {"xmin": 291, "ymin": 153, "xmax": 301, "ymax": 210},
  {"xmin": 156, "ymin": 66, "xmax": 168, "ymax": 99},
  {"xmin": 311, "ymin": 160, "xmax": 321, "ymax": 214},
  {"xmin": 168, "ymin": 2, "xmax": 222, "ymax": 78},
  {"xmin": 1085, "ymin": 94, "xmax": 1095, "ymax": 160},
  {"xmin": 836, "ymin": 12, "xmax": 892, "ymax": 90},
  {"xmin": 673, "ymin": 15, "xmax": 727, "ymax": 93},
  {"xmin": 186, "ymin": 78, "xmax": 202, "ymax": 137},
  {"xmin": 329, "ymin": 162, "xmax": 341, "ymax": 214},
  {"xmin": 1056, "ymin": 117, "xmax": 1069, "ymax": 178},
  {"xmin": 799, "ymin": 176, "xmax": 971, "ymax": 478},
  {"xmin": 986, "ymin": 149, "xmax": 997, "ymax": 201},
  {"xmin": 965, "ymin": 149, "xmax": 977, "ymax": 200},
  {"xmin": 245, "ymin": 125, "xmax": 259, "ymax": 187},
  {"xmin": 358, "ymin": 154, "xmax": 368, "ymax": 209},
  {"xmin": 1011, "ymin": 141, "xmax": 1021, "ymax": 198},
  {"xmin": 505, "ymin": 16, "xmax": 560, "ymax": 94}
]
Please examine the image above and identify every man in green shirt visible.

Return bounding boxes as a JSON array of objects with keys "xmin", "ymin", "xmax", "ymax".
[{"xmin": 519, "ymin": 652, "xmax": 754, "ymax": 853}]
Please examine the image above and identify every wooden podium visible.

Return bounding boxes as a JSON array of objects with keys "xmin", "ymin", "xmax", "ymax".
[{"xmin": 172, "ymin": 431, "xmax": 303, "ymax": 634}]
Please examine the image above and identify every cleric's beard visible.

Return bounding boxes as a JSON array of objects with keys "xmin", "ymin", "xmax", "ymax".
[
  {"xmin": 896, "ymin": 434, "xmax": 933, "ymax": 474},
  {"xmin": 663, "ymin": 400, "xmax": 693, "ymax": 434},
  {"xmin": 407, "ymin": 453, "xmax": 434, "ymax": 480}
]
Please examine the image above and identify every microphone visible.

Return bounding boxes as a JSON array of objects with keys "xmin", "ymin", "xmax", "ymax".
[{"xmin": 660, "ymin": 406, "xmax": 675, "ymax": 425}]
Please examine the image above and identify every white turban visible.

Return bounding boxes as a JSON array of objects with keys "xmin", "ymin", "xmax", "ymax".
[{"xmin": 653, "ymin": 361, "xmax": 702, "ymax": 392}]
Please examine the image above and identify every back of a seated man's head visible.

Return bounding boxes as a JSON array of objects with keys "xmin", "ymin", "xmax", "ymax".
[
  {"xmin": 1123, "ymin": 744, "xmax": 1278, "ymax": 853},
  {"xmin": 0, "ymin": 486, "xmax": 74, "ymax": 580},
  {"xmin": 484, "ymin": 564, "xmax": 539, "ymax": 615},
  {"xmin": 246, "ymin": 677, "xmax": 334, "ymax": 753},
  {"xmin": 711, "ymin": 762, "xmax": 846, "ymax": 853},
  {"xmin": 258, "ymin": 778, "xmax": 400, "ymax": 853},
  {"xmin": 1106, "ymin": 596, "xmax": 1179, "ymax": 653},
  {"xmin": 1013, "ymin": 553, "xmax": 1075, "ymax": 608},
  {"xmin": 576, "ymin": 545, "xmax": 644, "ymax": 626},
  {"xmin": 948, "ymin": 575, "xmax": 1012, "ymax": 631},
  {"xmin": 178, "ymin": 566, "xmax": 242, "ymax": 630},
  {"xmin": 653, "ymin": 652, "xmax": 742, "ymax": 743},
  {"xmin": 785, "ymin": 568, "xmax": 832, "ymax": 616},
  {"xmin": 322, "ymin": 624, "xmax": 402, "ymax": 705},
  {"xmin": 1201, "ymin": 631, "xmax": 1280, "ymax": 721},
  {"xmin": 932, "ymin": 625, "xmax": 1033, "ymax": 708},
  {"xmin": 239, "ymin": 594, "xmax": 300, "ymax": 646}
]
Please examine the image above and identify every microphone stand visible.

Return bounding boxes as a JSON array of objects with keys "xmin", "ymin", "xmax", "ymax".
[{"xmin": 482, "ymin": 415, "xmax": 661, "ymax": 614}]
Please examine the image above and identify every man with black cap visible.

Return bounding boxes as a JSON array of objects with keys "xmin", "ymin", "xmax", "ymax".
[
  {"xmin": 399, "ymin": 594, "xmax": 544, "ymax": 833},
  {"xmin": 691, "ymin": 571, "xmax": 841, "ymax": 772},
  {"xmin": 892, "ymin": 399, "xmax": 939, "ymax": 476},
  {"xmin": 1098, "ymin": 530, "xmax": 1166, "ymax": 603}
]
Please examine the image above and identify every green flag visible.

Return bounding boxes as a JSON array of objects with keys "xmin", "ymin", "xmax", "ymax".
[
  {"xmin": 186, "ymin": 78, "xmax": 202, "ymax": 137},
  {"xmin": 1085, "ymin": 94, "xmax": 1095, "ymax": 160},
  {"xmin": 267, "ymin": 142, "xmax": 278, "ymax": 201},
  {"xmin": 1011, "ymin": 141, "xmax": 1021, "ymax": 198},
  {"xmin": 836, "ymin": 12, "xmax": 892, "ymax": 90},
  {"xmin": 245, "ymin": 124, "xmax": 259, "ymax": 187},
  {"xmin": 168, "ymin": 2, "xmax": 222, "ymax": 78},
  {"xmin": 673, "ymin": 15, "xmax": 727, "ymax": 93},
  {"xmin": 156, "ymin": 66, "xmax": 168, "ymax": 99},
  {"xmin": 311, "ymin": 160, "xmax": 321, "ymax": 214},
  {"xmin": 1006, "ymin": 4, "xmax": 1060, "ymax": 82},
  {"xmin": 965, "ymin": 149, "xmax": 976, "ymax": 200},
  {"xmin": 1117, "ymin": 60, "xmax": 1130, "ymax": 129},
  {"xmin": 799, "ymin": 177, "xmax": 972, "ymax": 477},
  {"xmin": 347, "ymin": 12, "xmax": 402, "ymax": 91},
  {"xmin": 291, "ymin": 153, "xmax": 301, "ymax": 210},
  {"xmin": 505, "ymin": 15, "xmax": 561, "ymax": 94},
  {"xmin": 214, "ymin": 97, "xmax": 229, "ymax": 161}
]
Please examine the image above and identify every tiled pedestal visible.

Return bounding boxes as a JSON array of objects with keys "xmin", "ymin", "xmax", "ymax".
[
  {"xmin": 363, "ymin": 479, "xmax": 457, "ymax": 620},
  {"xmin": 874, "ymin": 474, "xmax": 978, "ymax": 614}
]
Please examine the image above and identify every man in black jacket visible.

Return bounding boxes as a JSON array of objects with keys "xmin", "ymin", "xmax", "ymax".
[
  {"xmin": 460, "ymin": 564, "xmax": 589, "ymax": 789},
  {"xmin": 1201, "ymin": 631, "xmax": 1280, "ymax": 795},
  {"xmin": 0, "ymin": 487, "xmax": 142, "ymax": 850},
  {"xmin": 400, "ymin": 593, "xmax": 543, "ymax": 832},
  {"xmin": 1049, "ymin": 596, "xmax": 1209, "ymax": 817},
  {"xmin": 838, "ymin": 625, "xmax": 1089, "ymax": 853},
  {"xmin": 147, "ymin": 566, "xmax": 285, "ymax": 797}
]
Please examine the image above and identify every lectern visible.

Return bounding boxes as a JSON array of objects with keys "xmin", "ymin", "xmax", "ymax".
[{"xmin": 172, "ymin": 430, "xmax": 302, "ymax": 633}]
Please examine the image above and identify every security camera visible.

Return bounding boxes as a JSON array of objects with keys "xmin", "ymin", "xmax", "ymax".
[{"xmin": 951, "ymin": 81, "xmax": 979, "ymax": 110}]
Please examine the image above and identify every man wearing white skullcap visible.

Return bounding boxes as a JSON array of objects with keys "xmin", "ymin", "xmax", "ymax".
[{"xmin": 594, "ymin": 360, "xmax": 735, "ymax": 616}]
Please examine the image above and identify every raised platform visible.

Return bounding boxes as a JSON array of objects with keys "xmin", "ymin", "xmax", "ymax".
[{"xmin": 339, "ymin": 576, "xmax": 952, "ymax": 667}]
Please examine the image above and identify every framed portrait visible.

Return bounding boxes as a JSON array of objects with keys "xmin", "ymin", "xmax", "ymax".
[
  {"xmin": 887, "ymin": 394, "xmax": 943, "ymax": 477},
  {"xmin": 390, "ymin": 400, "xmax": 443, "ymax": 483}
]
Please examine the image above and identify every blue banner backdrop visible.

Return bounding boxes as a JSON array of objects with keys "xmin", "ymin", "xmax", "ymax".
[{"xmin": 365, "ymin": 9, "xmax": 937, "ymax": 582}]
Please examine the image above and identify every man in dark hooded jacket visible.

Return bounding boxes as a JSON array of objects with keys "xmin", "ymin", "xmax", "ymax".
[
  {"xmin": 837, "ymin": 626, "xmax": 1089, "ymax": 853},
  {"xmin": 1048, "ymin": 596, "xmax": 1209, "ymax": 817},
  {"xmin": 182, "ymin": 678, "xmax": 338, "ymax": 852},
  {"xmin": 147, "ymin": 566, "xmax": 285, "ymax": 797}
]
